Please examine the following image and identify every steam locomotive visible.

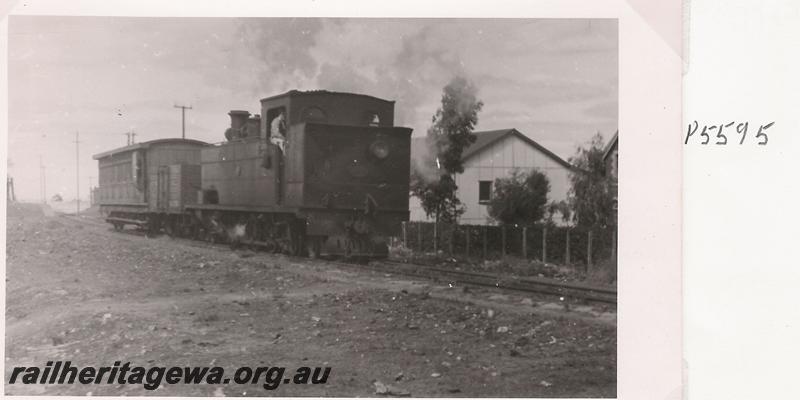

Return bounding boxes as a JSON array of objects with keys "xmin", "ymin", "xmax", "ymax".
[{"xmin": 93, "ymin": 90, "xmax": 413, "ymax": 258}]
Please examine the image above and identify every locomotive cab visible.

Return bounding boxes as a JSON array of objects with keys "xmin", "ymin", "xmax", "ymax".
[{"xmin": 260, "ymin": 91, "xmax": 410, "ymax": 257}]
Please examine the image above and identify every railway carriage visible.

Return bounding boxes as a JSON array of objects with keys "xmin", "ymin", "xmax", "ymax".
[{"xmin": 93, "ymin": 138, "xmax": 207, "ymax": 232}]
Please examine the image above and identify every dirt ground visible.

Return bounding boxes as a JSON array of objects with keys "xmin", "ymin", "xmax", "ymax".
[{"xmin": 5, "ymin": 203, "xmax": 616, "ymax": 397}]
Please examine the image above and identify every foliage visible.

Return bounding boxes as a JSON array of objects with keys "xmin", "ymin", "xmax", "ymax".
[
  {"xmin": 428, "ymin": 77, "xmax": 484, "ymax": 175},
  {"xmin": 546, "ymin": 200, "xmax": 572, "ymax": 225},
  {"xmin": 486, "ymin": 169, "xmax": 550, "ymax": 226},
  {"xmin": 410, "ymin": 171, "xmax": 464, "ymax": 223},
  {"xmin": 410, "ymin": 76, "xmax": 484, "ymax": 222},
  {"xmin": 568, "ymin": 133, "xmax": 616, "ymax": 229}
]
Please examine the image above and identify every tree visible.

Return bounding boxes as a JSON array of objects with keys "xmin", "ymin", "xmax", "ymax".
[
  {"xmin": 410, "ymin": 170, "xmax": 462, "ymax": 223},
  {"xmin": 487, "ymin": 169, "xmax": 550, "ymax": 226},
  {"xmin": 567, "ymin": 133, "xmax": 616, "ymax": 229},
  {"xmin": 428, "ymin": 77, "xmax": 484, "ymax": 175},
  {"xmin": 410, "ymin": 76, "xmax": 484, "ymax": 223},
  {"xmin": 545, "ymin": 200, "xmax": 572, "ymax": 226}
]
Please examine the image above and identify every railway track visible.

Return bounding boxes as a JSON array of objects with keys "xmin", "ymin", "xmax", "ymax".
[
  {"xmin": 59, "ymin": 213, "xmax": 617, "ymax": 305},
  {"xmin": 338, "ymin": 260, "xmax": 617, "ymax": 304}
]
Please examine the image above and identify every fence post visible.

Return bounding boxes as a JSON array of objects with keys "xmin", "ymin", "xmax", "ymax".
[
  {"xmin": 522, "ymin": 227, "xmax": 528, "ymax": 259},
  {"xmin": 482, "ymin": 226, "xmax": 487, "ymax": 259},
  {"xmin": 402, "ymin": 222, "xmax": 407, "ymax": 248},
  {"xmin": 542, "ymin": 227, "xmax": 548, "ymax": 264},
  {"xmin": 565, "ymin": 228, "xmax": 571, "ymax": 265},
  {"xmin": 449, "ymin": 225, "xmax": 454, "ymax": 255},
  {"xmin": 465, "ymin": 227, "xmax": 471, "ymax": 258},
  {"xmin": 587, "ymin": 230, "xmax": 593, "ymax": 270},
  {"xmin": 417, "ymin": 222, "xmax": 422, "ymax": 252},
  {"xmin": 501, "ymin": 226, "xmax": 507, "ymax": 258}
]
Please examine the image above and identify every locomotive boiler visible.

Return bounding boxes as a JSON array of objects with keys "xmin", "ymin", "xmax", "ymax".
[{"xmin": 93, "ymin": 90, "xmax": 413, "ymax": 258}]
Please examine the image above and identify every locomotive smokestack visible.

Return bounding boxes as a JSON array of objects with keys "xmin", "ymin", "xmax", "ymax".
[
  {"xmin": 228, "ymin": 110, "xmax": 251, "ymax": 129},
  {"xmin": 225, "ymin": 110, "xmax": 251, "ymax": 141}
]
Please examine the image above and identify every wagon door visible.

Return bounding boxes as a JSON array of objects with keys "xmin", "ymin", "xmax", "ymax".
[{"xmin": 156, "ymin": 166, "xmax": 170, "ymax": 211}]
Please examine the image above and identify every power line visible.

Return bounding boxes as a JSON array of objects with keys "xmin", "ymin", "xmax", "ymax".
[{"xmin": 174, "ymin": 104, "xmax": 192, "ymax": 139}]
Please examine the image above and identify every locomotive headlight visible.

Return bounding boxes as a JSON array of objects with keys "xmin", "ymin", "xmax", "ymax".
[{"xmin": 370, "ymin": 140, "xmax": 390, "ymax": 160}]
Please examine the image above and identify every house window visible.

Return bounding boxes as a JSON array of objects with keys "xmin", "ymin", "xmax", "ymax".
[{"xmin": 479, "ymin": 181, "xmax": 492, "ymax": 204}]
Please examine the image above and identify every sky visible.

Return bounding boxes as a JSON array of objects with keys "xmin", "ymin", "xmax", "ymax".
[{"xmin": 7, "ymin": 16, "xmax": 617, "ymax": 202}]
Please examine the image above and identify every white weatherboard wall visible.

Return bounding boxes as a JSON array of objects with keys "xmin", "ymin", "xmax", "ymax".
[{"xmin": 410, "ymin": 134, "xmax": 571, "ymax": 225}]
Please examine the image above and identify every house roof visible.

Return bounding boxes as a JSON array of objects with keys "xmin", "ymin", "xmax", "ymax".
[
  {"xmin": 92, "ymin": 138, "xmax": 208, "ymax": 160},
  {"xmin": 603, "ymin": 130, "xmax": 619, "ymax": 161},
  {"xmin": 462, "ymin": 128, "xmax": 573, "ymax": 169}
]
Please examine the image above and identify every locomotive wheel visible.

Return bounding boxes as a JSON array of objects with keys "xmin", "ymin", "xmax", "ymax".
[
  {"xmin": 287, "ymin": 230, "xmax": 302, "ymax": 256},
  {"xmin": 306, "ymin": 236, "xmax": 323, "ymax": 259},
  {"xmin": 373, "ymin": 241, "xmax": 390, "ymax": 258},
  {"xmin": 283, "ymin": 221, "xmax": 304, "ymax": 256},
  {"xmin": 343, "ymin": 239, "xmax": 355, "ymax": 259}
]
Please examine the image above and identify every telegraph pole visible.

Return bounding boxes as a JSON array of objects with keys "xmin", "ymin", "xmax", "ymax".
[
  {"xmin": 89, "ymin": 176, "xmax": 94, "ymax": 206},
  {"xmin": 174, "ymin": 104, "xmax": 192, "ymax": 139},
  {"xmin": 74, "ymin": 131, "xmax": 81, "ymax": 215},
  {"xmin": 123, "ymin": 130, "xmax": 137, "ymax": 145}
]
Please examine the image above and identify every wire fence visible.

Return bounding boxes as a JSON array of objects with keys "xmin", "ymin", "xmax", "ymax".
[{"xmin": 398, "ymin": 221, "xmax": 616, "ymax": 268}]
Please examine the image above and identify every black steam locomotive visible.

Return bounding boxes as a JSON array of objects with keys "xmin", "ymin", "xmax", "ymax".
[{"xmin": 93, "ymin": 90, "xmax": 413, "ymax": 258}]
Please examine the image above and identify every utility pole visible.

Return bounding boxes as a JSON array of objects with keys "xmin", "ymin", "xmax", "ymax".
[
  {"xmin": 74, "ymin": 131, "xmax": 81, "ymax": 215},
  {"xmin": 7, "ymin": 177, "xmax": 15, "ymax": 203},
  {"xmin": 123, "ymin": 130, "xmax": 137, "ymax": 145},
  {"xmin": 8, "ymin": 158, "xmax": 15, "ymax": 203},
  {"xmin": 174, "ymin": 104, "xmax": 192, "ymax": 139}
]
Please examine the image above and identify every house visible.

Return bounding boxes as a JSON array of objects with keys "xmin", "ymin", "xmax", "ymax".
[
  {"xmin": 409, "ymin": 128, "xmax": 574, "ymax": 225},
  {"xmin": 603, "ymin": 131, "xmax": 618, "ymax": 181},
  {"xmin": 603, "ymin": 131, "xmax": 619, "ymax": 215}
]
